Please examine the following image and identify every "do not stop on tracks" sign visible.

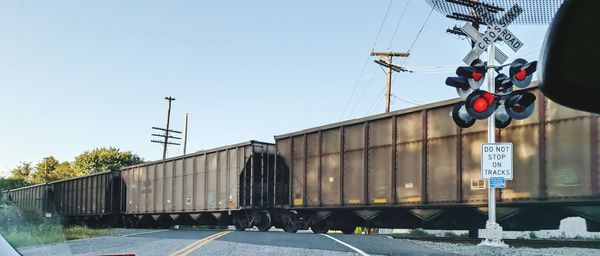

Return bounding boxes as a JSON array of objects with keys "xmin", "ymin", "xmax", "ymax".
[{"xmin": 481, "ymin": 143, "xmax": 513, "ymax": 180}]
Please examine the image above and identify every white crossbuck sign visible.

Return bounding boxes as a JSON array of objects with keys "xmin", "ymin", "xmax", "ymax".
[{"xmin": 461, "ymin": 5, "xmax": 524, "ymax": 65}]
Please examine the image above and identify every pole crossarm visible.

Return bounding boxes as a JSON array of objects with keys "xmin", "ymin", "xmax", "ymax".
[
  {"xmin": 151, "ymin": 127, "xmax": 182, "ymax": 134},
  {"xmin": 370, "ymin": 50, "xmax": 411, "ymax": 113},
  {"xmin": 150, "ymin": 140, "xmax": 181, "ymax": 146},
  {"xmin": 373, "ymin": 59, "xmax": 411, "ymax": 73},
  {"xmin": 370, "ymin": 51, "xmax": 410, "ymax": 57},
  {"xmin": 151, "ymin": 133, "xmax": 182, "ymax": 140},
  {"xmin": 445, "ymin": 0, "xmax": 504, "ymax": 13}
]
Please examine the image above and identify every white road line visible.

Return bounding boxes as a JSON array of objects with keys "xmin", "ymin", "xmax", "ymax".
[
  {"xmin": 321, "ymin": 234, "xmax": 370, "ymax": 256},
  {"xmin": 121, "ymin": 229, "xmax": 169, "ymax": 237}
]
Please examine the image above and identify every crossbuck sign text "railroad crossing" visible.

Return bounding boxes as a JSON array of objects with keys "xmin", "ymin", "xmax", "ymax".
[
  {"xmin": 481, "ymin": 143, "xmax": 513, "ymax": 180},
  {"xmin": 462, "ymin": 5, "xmax": 523, "ymax": 65}
]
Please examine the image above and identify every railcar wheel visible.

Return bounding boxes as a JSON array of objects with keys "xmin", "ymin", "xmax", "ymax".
[
  {"xmin": 341, "ymin": 226, "xmax": 355, "ymax": 235},
  {"xmin": 233, "ymin": 215, "xmax": 248, "ymax": 231},
  {"xmin": 126, "ymin": 215, "xmax": 140, "ymax": 228},
  {"xmin": 256, "ymin": 211, "xmax": 272, "ymax": 232},
  {"xmin": 310, "ymin": 220, "xmax": 329, "ymax": 234},
  {"xmin": 282, "ymin": 211, "xmax": 299, "ymax": 233}
]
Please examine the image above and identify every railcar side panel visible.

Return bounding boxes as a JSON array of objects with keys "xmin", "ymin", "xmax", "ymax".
[
  {"xmin": 343, "ymin": 124, "xmax": 365, "ymax": 205},
  {"xmin": 368, "ymin": 118, "xmax": 393, "ymax": 205},
  {"xmin": 321, "ymin": 128, "xmax": 341, "ymax": 206},
  {"xmin": 545, "ymin": 100, "xmax": 592, "ymax": 198},
  {"xmin": 427, "ymin": 106, "xmax": 458, "ymax": 203},
  {"xmin": 184, "ymin": 156, "xmax": 194, "ymax": 211},
  {"xmin": 395, "ymin": 112, "xmax": 423, "ymax": 204}
]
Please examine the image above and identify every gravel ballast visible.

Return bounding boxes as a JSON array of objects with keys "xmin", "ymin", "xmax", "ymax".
[{"xmin": 409, "ymin": 240, "xmax": 600, "ymax": 256}]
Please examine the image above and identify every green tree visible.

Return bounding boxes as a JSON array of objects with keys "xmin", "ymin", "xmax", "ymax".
[
  {"xmin": 30, "ymin": 156, "xmax": 81, "ymax": 184},
  {"xmin": 10, "ymin": 162, "xmax": 33, "ymax": 181},
  {"xmin": 73, "ymin": 147, "xmax": 143, "ymax": 174},
  {"xmin": 0, "ymin": 177, "xmax": 30, "ymax": 191}
]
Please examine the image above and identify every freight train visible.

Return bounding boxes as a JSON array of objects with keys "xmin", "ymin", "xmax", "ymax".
[{"xmin": 4, "ymin": 87, "xmax": 600, "ymax": 236}]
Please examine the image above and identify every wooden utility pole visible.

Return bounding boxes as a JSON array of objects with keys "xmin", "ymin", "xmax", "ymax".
[
  {"xmin": 163, "ymin": 96, "xmax": 175, "ymax": 159},
  {"xmin": 151, "ymin": 96, "xmax": 182, "ymax": 160},
  {"xmin": 183, "ymin": 113, "xmax": 189, "ymax": 155},
  {"xmin": 371, "ymin": 50, "xmax": 410, "ymax": 113}
]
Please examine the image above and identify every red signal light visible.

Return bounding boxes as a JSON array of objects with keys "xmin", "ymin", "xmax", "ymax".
[
  {"xmin": 472, "ymin": 72, "xmax": 483, "ymax": 81},
  {"xmin": 473, "ymin": 98, "xmax": 488, "ymax": 112},
  {"xmin": 514, "ymin": 70, "xmax": 526, "ymax": 81},
  {"xmin": 482, "ymin": 92, "xmax": 494, "ymax": 103},
  {"xmin": 465, "ymin": 90, "xmax": 496, "ymax": 120}
]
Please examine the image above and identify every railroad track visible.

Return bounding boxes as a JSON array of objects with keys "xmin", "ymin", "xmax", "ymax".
[{"xmin": 393, "ymin": 236, "xmax": 600, "ymax": 249}]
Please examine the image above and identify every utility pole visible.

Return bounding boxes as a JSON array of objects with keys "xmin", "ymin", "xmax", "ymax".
[
  {"xmin": 163, "ymin": 96, "xmax": 174, "ymax": 159},
  {"xmin": 151, "ymin": 96, "xmax": 182, "ymax": 160},
  {"xmin": 371, "ymin": 50, "xmax": 410, "ymax": 113},
  {"xmin": 183, "ymin": 113, "xmax": 189, "ymax": 155}
]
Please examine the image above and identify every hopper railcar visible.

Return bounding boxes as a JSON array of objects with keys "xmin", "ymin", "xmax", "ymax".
[
  {"xmin": 48, "ymin": 170, "xmax": 123, "ymax": 226},
  {"xmin": 5, "ymin": 170, "xmax": 123, "ymax": 226},
  {"xmin": 120, "ymin": 140, "xmax": 288, "ymax": 231},
  {"xmin": 274, "ymin": 87, "xmax": 600, "ymax": 235},
  {"xmin": 5, "ymin": 183, "xmax": 49, "ymax": 216}
]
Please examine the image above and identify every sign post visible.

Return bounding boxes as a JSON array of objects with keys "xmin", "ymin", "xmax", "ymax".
[
  {"xmin": 480, "ymin": 141, "xmax": 513, "ymax": 246},
  {"xmin": 458, "ymin": 4, "xmax": 522, "ymax": 248},
  {"xmin": 480, "ymin": 42, "xmax": 509, "ymax": 247}
]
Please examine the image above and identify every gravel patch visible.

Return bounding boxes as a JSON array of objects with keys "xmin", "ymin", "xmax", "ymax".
[{"xmin": 409, "ymin": 240, "xmax": 600, "ymax": 256}]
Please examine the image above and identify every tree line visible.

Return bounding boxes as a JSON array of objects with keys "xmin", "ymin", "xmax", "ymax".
[{"xmin": 0, "ymin": 147, "xmax": 143, "ymax": 191}]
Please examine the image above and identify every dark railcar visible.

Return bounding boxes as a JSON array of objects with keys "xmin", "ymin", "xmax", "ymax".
[
  {"xmin": 121, "ymin": 140, "xmax": 285, "ymax": 231},
  {"xmin": 6, "ymin": 184, "xmax": 49, "ymax": 217},
  {"xmin": 6, "ymin": 170, "xmax": 123, "ymax": 226},
  {"xmin": 274, "ymin": 86, "xmax": 600, "ymax": 234},
  {"xmin": 48, "ymin": 170, "xmax": 122, "ymax": 225}
]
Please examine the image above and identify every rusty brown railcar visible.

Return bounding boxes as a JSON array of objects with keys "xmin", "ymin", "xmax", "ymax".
[
  {"xmin": 274, "ymin": 87, "xmax": 600, "ymax": 235},
  {"xmin": 121, "ymin": 141, "xmax": 283, "ymax": 231}
]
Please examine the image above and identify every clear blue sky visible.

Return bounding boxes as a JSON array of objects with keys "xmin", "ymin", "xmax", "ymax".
[{"xmin": 0, "ymin": 0, "xmax": 550, "ymax": 175}]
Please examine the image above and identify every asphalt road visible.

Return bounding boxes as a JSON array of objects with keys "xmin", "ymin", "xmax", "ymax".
[{"xmin": 16, "ymin": 228, "xmax": 453, "ymax": 256}]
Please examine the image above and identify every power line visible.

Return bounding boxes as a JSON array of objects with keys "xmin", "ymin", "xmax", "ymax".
[
  {"xmin": 214, "ymin": 73, "xmax": 383, "ymax": 112},
  {"xmin": 347, "ymin": 67, "xmax": 379, "ymax": 118},
  {"xmin": 373, "ymin": 3, "xmax": 434, "ymax": 113},
  {"xmin": 366, "ymin": 85, "xmax": 387, "ymax": 115},
  {"xmin": 404, "ymin": 40, "xmax": 543, "ymax": 73},
  {"xmin": 386, "ymin": 0, "xmax": 411, "ymax": 50},
  {"xmin": 402, "ymin": 4, "xmax": 436, "ymax": 66},
  {"xmin": 363, "ymin": 2, "xmax": 433, "ymax": 116},
  {"xmin": 391, "ymin": 94, "xmax": 424, "ymax": 106},
  {"xmin": 339, "ymin": 0, "xmax": 394, "ymax": 120}
]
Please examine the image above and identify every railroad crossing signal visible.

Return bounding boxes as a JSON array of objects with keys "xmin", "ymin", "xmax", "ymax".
[
  {"xmin": 435, "ymin": 0, "xmax": 558, "ymax": 248},
  {"xmin": 445, "ymin": 59, "xmax": 486, "ymax": 98},
  {"xmin": 509, "ymin": 58, "xmax": 537, "ymax": 88},
  {"xmin": 448, "ymin": 58, "xmax": 537, "ymax": 129}
]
